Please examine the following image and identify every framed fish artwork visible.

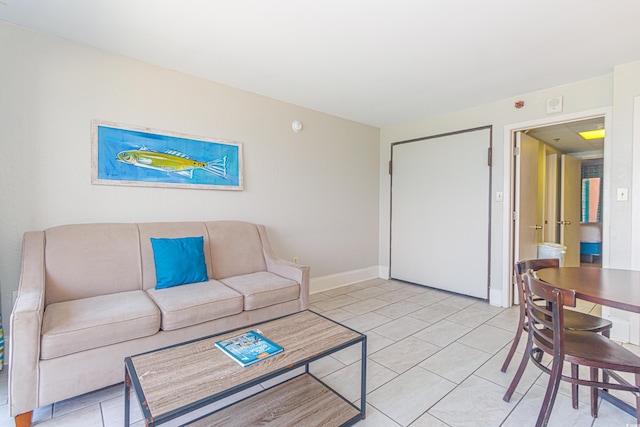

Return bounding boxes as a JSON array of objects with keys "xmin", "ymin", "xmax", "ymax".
[{"xmin": 91, "ymin": 120, "xmax": 243, "ymax": 190}]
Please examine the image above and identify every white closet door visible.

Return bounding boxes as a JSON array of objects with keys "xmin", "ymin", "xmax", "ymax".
[{"xmin": 390, "ymin": 127, "xmax": 491, "ymax": 299}]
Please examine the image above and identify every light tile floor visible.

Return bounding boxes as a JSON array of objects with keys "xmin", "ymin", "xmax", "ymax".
[{"xmin": 0, "ymin": 278, "xmax": 638, "ymax": 426}]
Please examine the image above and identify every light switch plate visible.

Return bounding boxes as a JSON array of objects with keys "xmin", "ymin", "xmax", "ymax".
[{"xmin": 617, "ymin": 188, "xmax": 629, "ymax": 201}]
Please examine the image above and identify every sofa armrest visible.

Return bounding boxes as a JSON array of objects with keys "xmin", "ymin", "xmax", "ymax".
[
  {"xmin": 9, "ymin": 231, "xmax": 46, "ymax": 417},
  {"xmin": 257, "ymin": 225, "xmax": 310, "ymax": 310}
]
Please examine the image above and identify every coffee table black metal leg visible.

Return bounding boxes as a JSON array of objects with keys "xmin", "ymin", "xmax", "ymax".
[
  {"xmin": 361, "ymin": 335, "xmax": 367, "ymax": 420},
  {"xmin": 124, "ymin": 369, "xmax": 131, "ymax": 427}
]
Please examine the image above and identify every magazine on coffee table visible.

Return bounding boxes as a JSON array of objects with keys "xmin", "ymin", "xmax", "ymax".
[{"xmin": 214, "ymin": 329, "xmax": 284, "ymax": 367}]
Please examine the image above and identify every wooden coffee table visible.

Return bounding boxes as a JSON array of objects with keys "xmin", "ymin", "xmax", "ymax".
[{"xmin": 124, "ymin": 310, "xmax": 367, "ymax": 426}]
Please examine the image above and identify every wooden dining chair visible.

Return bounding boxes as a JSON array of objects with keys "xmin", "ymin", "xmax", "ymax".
[
  {"xmin": 519, "ymin": 271, "xmax": 640, "ymax": 427},
  {"xmin": 501, "ymin": 259, "xmax": 612, "ymax": 403}
]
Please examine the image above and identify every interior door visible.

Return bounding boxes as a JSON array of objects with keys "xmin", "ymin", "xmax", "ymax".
[
  {"xmin": 560, "ymin": 154, "xmax": 581, "ymax": 266},
  {"xmin": 544, "ymin": 152, "xmax": 559, "ymax": 243},
  {"xmin": 390, "ymin": 127, "xmax": 491, "ymax": 299},
  {"xmin": 516, "ymin": 132, "xmax": 542, "ymax": 262}
]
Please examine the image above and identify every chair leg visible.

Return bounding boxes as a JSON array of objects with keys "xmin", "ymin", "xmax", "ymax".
[
  {"xmin": 533, "ymin": 347, "xmax": 544, "ymax": 363},
  {"xmin": 602, "ymin": 329, "xmax": 610, "ymax": 388},
  {"xmin": 503, "ymin": 332, "xmax": 532, "ymax": 402},
  {"xmin": 537, "ymin": 357, "xmax": 563, "ymax": 427},
  {"xmin": 501, "ymin": 314, "xmax": 525, "ymax": 373},
  {"xmin": 635, "ymin": 373, "xmax": 640, "ymax": 423},
  {"xmin": 571, "ymin": 363, "xmax": 579, "ymax": 409},
  {"xmin": 590, "ymin": 368, "xmax": 599, "ymax": 418}
]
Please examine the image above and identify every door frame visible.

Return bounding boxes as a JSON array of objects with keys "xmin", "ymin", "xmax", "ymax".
[{"xmin": 500, "ymin": 107, "xmax": 613, "ymax": 307}]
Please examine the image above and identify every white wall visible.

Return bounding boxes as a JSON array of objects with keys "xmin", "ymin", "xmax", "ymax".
[
  {"xmin": 379, "ymin": 74, "xmax": 617, "ymax": 304},
  {"xmin": 612, "ymin": 60, "xmax": 640, "ymax": 268},
  {"xmin": 604, "ymin": 60, "xmax": 640, "ymax": 342},
  {"xmin": 0, "ymin": 23, "xmax": 381, "ymax": 331}
]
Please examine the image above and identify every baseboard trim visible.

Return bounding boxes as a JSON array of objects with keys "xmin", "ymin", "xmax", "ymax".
[
  {"xmin": 310, "ymin": 267, "xmax": 506, "ymax": 309},
  {"xmin": 310, "ymin": 266, "xmax": 381, "ymax": 294}
]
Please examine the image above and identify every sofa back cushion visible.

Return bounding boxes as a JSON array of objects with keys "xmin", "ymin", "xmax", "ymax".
[
  {"xmin": 44, "ymin": 223, "xmax": 142, "ymax": 305},
  {"xmin": 138, "ymin": 222, "xmax": 212, "ymax": 290},
  {"xmin": 205, "ymin": 221, "xmax": 267, "ymax": 279},
  {"xmin": 43, "ymin": 221, "xmax": 267, "ymax": 302}
]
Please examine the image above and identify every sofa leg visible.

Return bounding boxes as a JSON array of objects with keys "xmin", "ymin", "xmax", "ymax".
[{"xmin": 15, "ymin": 411, "xmax": 33, "ymax": 427}]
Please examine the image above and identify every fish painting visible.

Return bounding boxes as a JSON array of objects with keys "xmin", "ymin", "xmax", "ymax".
[{"xmin": 116, "ymin": 147, "xmax": 227, "ymax": 179}]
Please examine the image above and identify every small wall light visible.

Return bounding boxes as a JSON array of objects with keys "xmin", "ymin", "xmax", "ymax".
[{"xmin": 292, "ymin": 121, "xmax": 303, "ymax": 132}]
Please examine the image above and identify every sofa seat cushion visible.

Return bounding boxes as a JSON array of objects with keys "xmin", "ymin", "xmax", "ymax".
[
  {"xmin": 146, "ymin": 280, "xmax": 243, "ymax": 331},
  {"xmin": 41, "ymin": 290, "xmax": 161, "ymax": 360},
  {"xmin": 220, "ymin": 271, "xmax": 300, "ymax": 311}
]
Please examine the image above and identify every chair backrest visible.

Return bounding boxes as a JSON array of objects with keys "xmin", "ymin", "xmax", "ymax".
[
  {"xmin": 514, "ymin": 258, "xmax": 560, "ymax": 276},
  {"xmin": 522, "ymin": 271, "xmax": 577, "ymax": 354},
  {"xmin": 513, "ymin": 258, "xmax": 560, "ymax": 308}
]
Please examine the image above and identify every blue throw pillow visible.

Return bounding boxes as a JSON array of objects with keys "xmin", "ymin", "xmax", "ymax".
[{"xmin": 150, "ymin": 236, "xmax": 209, "ymax": 289}]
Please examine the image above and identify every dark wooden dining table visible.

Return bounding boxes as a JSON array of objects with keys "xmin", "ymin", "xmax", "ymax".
[
  {"xmin": 536, "ymin": 265, "xmax": 640, "ymax": 417},
  {"xmin": 536, "ymin": 266, "xmax": 640, "ymax": 313}
]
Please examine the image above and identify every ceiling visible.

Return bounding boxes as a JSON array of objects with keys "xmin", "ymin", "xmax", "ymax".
[
  {"xmin": 527, "ymin": 117, "xmax": 605, "ymax": 156},
  {"xmin": 2, "ymin": 1, "xmax": 640, "ymax": 127}
]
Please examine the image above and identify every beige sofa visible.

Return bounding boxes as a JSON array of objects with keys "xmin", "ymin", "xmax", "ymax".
[{"xmin": 8, "ymin": 220, "xmax": 309, "ymax": 425}]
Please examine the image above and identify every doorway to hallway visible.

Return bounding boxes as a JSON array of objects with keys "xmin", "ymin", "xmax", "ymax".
[{"xmin": 516, "ymin": 116, "xmax": 605, "ymax": 269}]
